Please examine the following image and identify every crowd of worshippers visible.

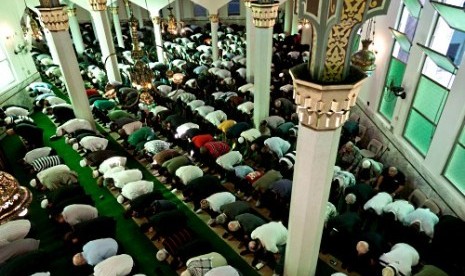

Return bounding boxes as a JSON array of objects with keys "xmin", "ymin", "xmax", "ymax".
[{"xmin": 4, "ymin": 19, "xmax": 464, "ymax": 276}]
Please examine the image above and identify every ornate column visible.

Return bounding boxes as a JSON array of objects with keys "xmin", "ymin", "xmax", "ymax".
[
  {"xmin": 66, "ymin": 6, "xmax": 85, "ymax": 56},
  {"xmin": 283, "ymin": 0, "xmax": 293, "ymax": 34},
  {"xmin": 152, "ymin": 15, "xmax": 165, "ymax": 63},
  {"xmin": 109, "ymin": 6, "xmax": 124, "ymax": 48},
  {"xmin": 209, "ymin": 13, "xmax": 220, "ymax": 61},
  {"xmin": 244, "ymin": 0, "xmax": 255, "ymax": 83},
  {"xmin": 36, "ymin": 5, "xmax": 95, "ymax": 127},
  {"xmin": 250, "ymin": 1, "xmax": 279, "ymax": 127},
  {"xmin": 284, "ymin": 1, "xmax": 391, "ymax": 275},
  {"xmin": 89, "ymin": 0, "xmax": 122, "ymax": 83}
]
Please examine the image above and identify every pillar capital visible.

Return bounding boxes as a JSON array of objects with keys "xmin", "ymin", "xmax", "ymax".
[
  {"xmin": 209, "ymin": 14, "xmax": 219, "ymax": 23},
  {"xmin": 152, "ymin": 16, "xmax": 161, "ymax": 25},
  {"xmin": 122, "ymin": 0, "xmax": 130, "ymax": 7},
  {"xmin": 250, "ymin": 2, "xmax": 279, "ymax": 28},
  {"xmin": 89, "ymin": 0, "xmax": 107, "ymax": 11},
  {"xmin": 290, "ymin": 64, "xmax": 366, "ymax": 131},
  {"xmin": 244, "ymin": 0, "xmax": 252, "ymax": 8},
  {"xmin": 37, "ymin": 6, "xmax": 69, "ymax": 32},
  {"xmin": 65, "ymin": 7, "xmax": 77, "ymax": 17},
  {"xmin": 108, "ymin": 6, "xmax": 119, "ymax": 14}
]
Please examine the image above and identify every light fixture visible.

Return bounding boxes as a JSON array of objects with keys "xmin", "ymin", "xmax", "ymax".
[
  {"xmin": 160, "ymin": 1, "xmax": 184, "ymax": 35},
  {"xmin": 172, "ymin": 73, "xmax": 184, "ymax": 85},
  {"xmin": 386, "ymin": 80, "xmax": 406, "ymax": 99},
  {"xmin": 0, "ymin": 171, "xmax": 32, "ymax": 223},
  {"xmin": 298, "ymin": 18, "xmax": 311, "ymax": 30},
  {"xmin": 128, "ymin": 9, "xmax": 154, "ymax": 91},
  {"xmin": 351, "ymin": 18, "xmax": 377, "ymax": 75}
]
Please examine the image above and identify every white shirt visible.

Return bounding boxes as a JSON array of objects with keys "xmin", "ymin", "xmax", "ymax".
[
  {"xmin": 24, "ymin": 147, "xmax": 52, "ymax": 164},
  {"xmin": 157, "ymin": 85, "xmax": 172, "ymax": 96},
  {"xmin": 5, "ymin": 107, "xmax": 29, "ymax": 116},
  {"xmin": 238, "ymin": 83, "xmax": 254, "ymax": 93},
  {"xmin": 236, "ymin": 68, "xmax": 246, "ymax": 79},
  {"xmin": 149, "ymin": 105, "xmax": 168, "ymax": 116},
  {"xmin": 383, "ymin": 200, "xmax": 415, "ymax": 223},
  {"xmin": 0, "ymin": 219, "xmax": 31, "ymax": 246},
  {"xmin": 379, "ymin": 243, "xmax": 419, "ymax": 276},
  {"xmin": 122, "ymin": 121, "xmax": 142, "ymax": 135},
  {"xmin": 79, "ymin": 136, "xmax": 108, "ymax": 152},
  {"xmin": 103, "ymin": 166, "xmax": 125, "ymax": 179},
  {"xmin": 175, "ymin": 165, "xmax": 204, "ymax": 185},
  {"xmin": 185, "ymin": 79, "xmax": 197, "ymax": 88},
  {"xmin": 179, "ymin": 93, "xmax": 196, "ymax": 104},
  {"xmin": 205, "ymin": 110, "xmax": 227, "ymax": 126},
  {"xmin": 93, "ymin": 254, "xmax": 134, "ymax": 276},
  {"xmin": 363, "ymin": 192, "xmax": 393, "ymax": 215},
  {"xmin": 187, "ymin": 100, "xmax": 205, "ymax": 111},
  {"xmin": 144, "ymin": 140, "xmax": 171, "ymax": 154},
  {"xmin": 280, "ymin": 84, "xmax": 294, "ymax": 93},
  {"xmin": 251, "ymin": 221, "xmax": 288, "ymax": 253},
  {"xmin": 240, "ymin": 128, "xmax": 261, "ymax": 142},
  {"xmin": 37, "ymin": 164, "xmax": 70, "ymax": 182},
  {"xmin": 45, "ymin": 96, "xmax": 66, "ymax": 106},
  {"xmin": 204, "ymin": 266, "xmax": 240, "ymax": 276},
  {"xmin": 216, "ymin": 151, "xmax": 242, "ymax": 171},
  {"xmin": 176, "ymin": 123, "xmax": 199, "ymax": 138},
  {"xmin": 56, "ymin": 119, "xmax": 93, "ymax": 136},
  {"xmin": 62, "ymin": 204, "xmax": 98, "ymax": 226},
  {"xmin": 121, "ymin": 180, "xmax": 154, "ymax": 200},
  {"xmin": 99, "ymin": 157, "xmax": 127, "ymax": 174},
  {"xmin": 403, "ymin": 208, "xmax": 439, "ymax": 238},
  {"xmin": 111, "ymin": 169, "xmax": 143, "ymax": 189},
  {"xmin": 264, "ymin": 137, "xmax": 291, "ymax": 158},
  {"xmin": 195, "ymin": 106, "xmax": 215, "ymax": 118},
  {"xmin": 206, "ymin": 192, "xmax": 236, "ymax": 213},
  {"xmin": 237, "ymin": 101, "xmax": 254, "ymax": 114}
]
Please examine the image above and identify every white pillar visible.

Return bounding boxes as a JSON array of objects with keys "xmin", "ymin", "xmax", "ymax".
[
  {"xmin": 285, "ymin": 126, "xmax": 341, "ymax": 276},
  {"xmin": 43, "ymin": 29, "xmax": 60, "ymax": 65},
  {"xmin": 123, "ymin": 0, "xmax": 131, "ymax": 18},
  {"xmin": 66, "ymin": 7, "xmax": 85, "ymax": 57},
  {"xmin": 90, "ymin": 9, "xmax": 122, "ymax": 83},
  {"xmin": 284, "ymin": 0, "xmax": 293, "ymax": 35},
  {"xmin": 133, "ymin": 5, "xmax": 144, "ymax": 28},
  {"xmin": 301, "ymin": 25, "xmax": 312, "ymax": 46},
  {"xmin": 245, "ymin": 5, "xmax": 255, "ymax": 83},
  {"xmin": 37, "ymin": 7, "xmax": 95, "ymax": 128},
  {"xmin": 109, "ymin": 6, "xmax": 125, "ymax": 48},
  {"xmin": 250, "ymin": 3, "xmax": 279, "ymax": 128},
  {"xmin": 291, "ymin": 8, "xmax": 299, "ymax": 35},
  {"xmin": 210, "ymin": 14, "xmax": 219, "ymax": 61},
  {"xmin": 152, "ymin": 16, "xmax": 165, "ymax": 63}
]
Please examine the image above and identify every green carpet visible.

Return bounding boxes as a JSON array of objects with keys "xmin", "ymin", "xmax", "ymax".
[{"xmin": 14, "ymin": 82, "xmax": 261, "ymax": 275}]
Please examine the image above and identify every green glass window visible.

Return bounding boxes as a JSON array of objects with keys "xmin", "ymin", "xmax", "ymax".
[
  {"xmin": 431, "ymin": 1, "xmax": 465, "ymax": 32},
  {"xmin": 403, "ymin": 0, "xmax": 423, "ymax": 18},
  {"xmin": 404, "ymin": 76, "xmax": 449, "ymax": 156},
  {"xmin": 379, "ymin": 57, "xmax": 407, "ymax": 121},
  {"xmin": 444, "ymin": 142, "xmax": 465, "ymax": 195}
]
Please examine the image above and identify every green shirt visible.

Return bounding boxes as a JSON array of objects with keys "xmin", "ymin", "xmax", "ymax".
[
  {"xmin": 162, "ymin": 156, "xmax": 191, "ymax": 175},
  {"xmin": 108, "ymin": 110, "xmax": 134, "ymax": 121}
]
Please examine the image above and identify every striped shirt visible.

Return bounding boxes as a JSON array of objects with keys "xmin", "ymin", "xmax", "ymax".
[
  {"xmin": 204, "ymin": 142, "xmax": 230, "ymax": 159},
  {"xmin": 279, "ymin": 150, "xmax": 296, "ymax": 170},
  {"xmin": 31, "ymin": 155, "xmax": 62, "ymax": 172}
]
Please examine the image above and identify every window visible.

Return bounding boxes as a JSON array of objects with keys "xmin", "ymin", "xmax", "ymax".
[
  {"xmin": 0, "ymin": 46, "xmax": 15, "ymax": 91},
  {"xmin": 228, "ymin": 0, "xmax": 240, "ymax": 16},
  {"xmin": 404, "ymin": 76, "xmax": 448, "ymax": 155},
  {"xmin": 193, "ymin": 4, "xmax": 207, "ymax": 17},
  {"xmin": 378, "ymin": 3, "xmax": 420, "ymax": 121},
  {"xmin": 444, "ymin": 126, "xmax": 465, "ymax": 194}
]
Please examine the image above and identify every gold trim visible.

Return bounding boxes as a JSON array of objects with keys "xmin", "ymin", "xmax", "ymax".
[
  {"xmin": 250, "ymin": 2, "xmax": 280, "ymax": 28},
  {"xmin": 108, "ymin": 6, "xmax": 119, "ymax": 15},
  {"xmin": 152, "ymin": 16, "xmax": 161, "ymax": 25},
  {"xmin": 209, "ymin": 14, "xmax": 219, "ymax": 23},
  {"xmin": 66, "ymin": 7, "xmax": 77, "ymax": 17},
  {"xmin": 38, "ymin": 6, "xmax": 69, "ymax": 32},
  {"xmin": 89, "ymin": 0, "xmax": 107, "ymax": 11}
]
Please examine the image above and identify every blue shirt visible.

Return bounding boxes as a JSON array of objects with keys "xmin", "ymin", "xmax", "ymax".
[
  {"xmin": 234, "ymin": 165, "xmax": 254, "ymax": 179},
  {"xmin": 83, "ymin": 238, "xmax": 118, "ymax": 266}
]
